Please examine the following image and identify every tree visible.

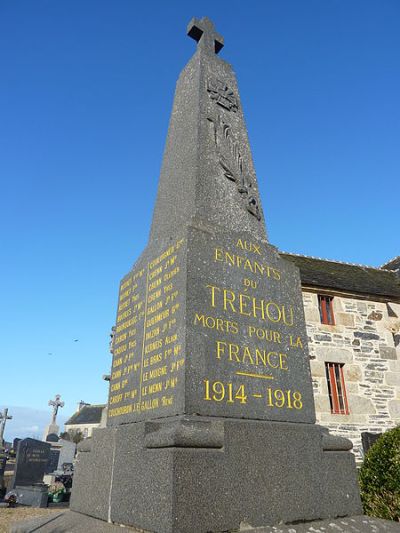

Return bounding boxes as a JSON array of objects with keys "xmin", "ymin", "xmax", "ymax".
[
  {"xmin": 71, "ymin": 430, "xmax": 84, "ymax": 444},
  {"xmin": 64, "ymin": 430, "xmax": 84, "ymax": 445}
]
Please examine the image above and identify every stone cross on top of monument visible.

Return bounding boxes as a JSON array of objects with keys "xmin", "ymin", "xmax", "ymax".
[
  {"xmin": 150, "ymin": 15, "xmax": 266, "ymax": 244},
  {"xmin": 48, "ymin": 394, "xmax": 64, "ymax": 425},
  {"xmin": 187, "ymin": 17, "xmax": 224, "ymax": 54}
]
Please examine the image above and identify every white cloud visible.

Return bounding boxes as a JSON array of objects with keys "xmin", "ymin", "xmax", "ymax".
[
  {"xmin": 0, "ymin": 406, "xmax": 68, "ymax": 443},
  {"xmin": 20, "ymin": 425, "xmax": 40, "ymax": 433}
]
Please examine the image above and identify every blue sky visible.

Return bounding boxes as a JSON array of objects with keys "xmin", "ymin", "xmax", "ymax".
[{"xmin": 0, "ymin": 1, "xmax": 399, "ymax": 439}]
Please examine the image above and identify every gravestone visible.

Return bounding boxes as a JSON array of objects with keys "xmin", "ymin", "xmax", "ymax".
[
  {"xmin": 14, "ymin": 15, "xmax": 386, "ymax": 533},
  {"xmin": 0, "ymin": 454, "xmax": 6, "ymax": 477},
  {"xmin": 45, "ymin": 448, "xmax": 60, "ymax": 474},
  {"xmin": 11, "ymin": 438, "xmax": 50, "ymax": 487},
  {"xmin": 56, "ymin": 438, "xmax": 76, "ymax": 469},
  {"xmin": 0, "ymin": 452, "xmax": 6, "ymax": 496},
  {"xmin": 361, "ymin": 431, "xmax": 381, "ymax": 455},
  {"xmin": 45, "ymin": 433, "xmax": 59, "ymax": 443},
  {"xmin": 11, "ymin": 438, "xmax": 50, "ymax": 507},
  {"xmin": 43, "ymin": 439, "xmax": 76, "ymax": 489}
]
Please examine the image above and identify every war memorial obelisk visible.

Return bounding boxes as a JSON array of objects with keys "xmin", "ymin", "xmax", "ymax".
[{"xmin": 14, "ymin": 16, "xmax": 399, "ymax": 533}]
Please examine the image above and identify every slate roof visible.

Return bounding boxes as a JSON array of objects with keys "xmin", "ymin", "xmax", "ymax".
[
  {"xmin": 65, "ymin": 404, "xmax": 105, "ymax": 426},
  {"xmin": 381, "ymin": 256, "xmax": 400, "ymax": 271},
  {"xmin": 280, "ymin": 253, "xmax": 400, "ymax": 300}
]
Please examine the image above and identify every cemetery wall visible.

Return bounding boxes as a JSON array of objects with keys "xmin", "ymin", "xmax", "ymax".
[{"xmin": 305, "ymin": 290, "xmax": 400, "ymax": 462}]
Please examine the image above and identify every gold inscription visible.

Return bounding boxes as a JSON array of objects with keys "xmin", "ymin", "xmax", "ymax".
[
  {"xmin": 206, "ymin": 285, "xmax": 294, "ymax": 325},
  {"xmin": 194, "ymin": 313, "xmax": 239, "ymax": 334},
  {"xmin": 214, "ymin": 247, "xmax": 281, "ymax": 280},
  {"xmin": 236, "ymin": 239, "xmax": 261, "ymax": 255},
  {"xmin": 109, "ymin": 238, "xmax": 185, "ymax": 418},
  {"xmin": 215, "ymin": 341, "xmax": 289, "ymax": 370}
]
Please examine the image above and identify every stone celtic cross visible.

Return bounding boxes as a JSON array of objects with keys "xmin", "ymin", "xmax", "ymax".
[
  {"xmin": 187, "ymin": 16, "xmax": 224, "ymax": 54},
  {"xmin": 48, "ymin": 394, "xmax": 64, "ymax": 425},
  {"xmin": 0, "ymin": 408, "xmax": 12, "ymax": 447}
]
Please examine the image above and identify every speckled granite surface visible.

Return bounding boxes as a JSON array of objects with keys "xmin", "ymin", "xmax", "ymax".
[{"xmin": 10, "ymin": 512, "xmax": 400, "ymax": 532}]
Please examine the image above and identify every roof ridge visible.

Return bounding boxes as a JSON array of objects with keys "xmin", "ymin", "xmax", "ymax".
[
  {"xmin": 279, "ymin": 251, "xmax": 391, "ymax": 272},
  {"xmin": 381, "ymin": 255, "xmax": 400, "ymax": 269}
]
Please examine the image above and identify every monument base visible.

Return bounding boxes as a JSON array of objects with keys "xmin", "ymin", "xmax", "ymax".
[
  {"xmin": 14, "ymin": 484, "xmax": 49, "ymax": 508},
  {"xmin": 64, "ymin": 416, "xmax": 365, "ymax": 533},
  {"xmin": 10, "ymin": 512, "xmax": 400, "ymax": 533},
  {"xmin": 42, "ymin": 424, "xmax": 59, "ymax": 441}
]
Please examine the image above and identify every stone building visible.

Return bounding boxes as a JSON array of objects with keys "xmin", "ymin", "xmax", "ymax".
[
  {"xmin": 282, "ymin": 253, "xmax": 400, "ymax": 461},
  {"xmin": 64, "ymin": 402, "xmax": 107, "ymax": 439}
]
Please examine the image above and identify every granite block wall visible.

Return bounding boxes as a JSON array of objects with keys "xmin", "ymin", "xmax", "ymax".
[{"xmin": 304, "ymin": 291, "xmax": 400, "ymax": 461}]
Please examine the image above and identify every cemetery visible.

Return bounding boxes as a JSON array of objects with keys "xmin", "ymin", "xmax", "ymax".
[
  {"xmin": 1, "ymin": 12, "xmax": 399, "ymax": 533},
  {"xmin": 0, "ymin": 397, "xmax": 75, "ymax": 514}
]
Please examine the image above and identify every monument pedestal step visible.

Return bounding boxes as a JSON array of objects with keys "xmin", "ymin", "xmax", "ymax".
[
  {"xmin": 10, "ymin": 512, "xmax": 400, "ymax": 533},
  {"xmin": 61, "ymin": 417, "xmax": 365, "ymax": 533}
]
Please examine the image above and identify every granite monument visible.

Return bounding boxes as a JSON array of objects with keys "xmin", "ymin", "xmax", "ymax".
[
  {"xmin": 12, "ymin": 16, "xmax": 398, "ymax": 533},
  {"xmin": 72, "ymin": 17, "xmax": 361, "ymax": 530}
]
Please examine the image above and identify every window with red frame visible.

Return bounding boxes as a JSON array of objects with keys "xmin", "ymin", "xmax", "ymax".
[
  {"xmin": 325, "ymin": 363, "xmax": 349, "ymax": 415},
  {"xmin": 318, "ymin": 295, "xmax": 335, "ymax": 325}
]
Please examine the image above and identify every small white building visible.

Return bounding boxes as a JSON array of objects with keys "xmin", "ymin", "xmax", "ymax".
[{"xmin": 64, "ymin": 402, "xmax": 107, "ymax": 439}]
